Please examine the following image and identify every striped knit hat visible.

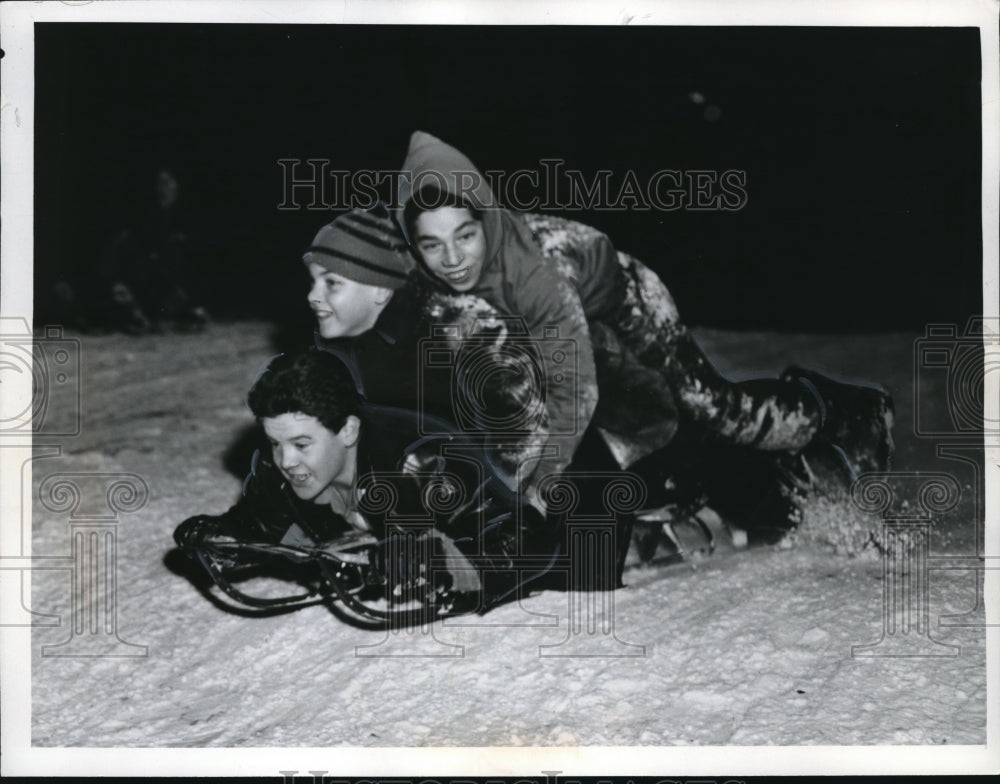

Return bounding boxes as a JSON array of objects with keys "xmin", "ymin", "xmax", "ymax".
[{"xmin": 303, "ymin": 203, "xmax": 414, "ymax": 290}]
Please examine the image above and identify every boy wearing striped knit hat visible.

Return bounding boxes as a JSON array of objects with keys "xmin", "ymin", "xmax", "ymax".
[
  {"xmin": 302, "ymin": 202, "xmax": 455, "ymax": 420},
  {"xmin": 304, "ymin": 202, "xmax": 415, "ymax": 340}
]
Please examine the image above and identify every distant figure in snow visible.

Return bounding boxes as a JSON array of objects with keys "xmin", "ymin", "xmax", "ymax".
[{"xmin": 99, "ymin": 167, "xmax": 210, "ymax": 333}]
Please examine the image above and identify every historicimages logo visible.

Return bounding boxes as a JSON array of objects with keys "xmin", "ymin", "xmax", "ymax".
[{"xmin": 277, "ymin": 159, "xmax": 749, "ymax": 213}]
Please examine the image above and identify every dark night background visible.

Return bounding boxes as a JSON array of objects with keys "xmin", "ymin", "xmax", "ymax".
[{"xmin": 33, "ymin": 24, "xmax": 984, "ymax": 332}]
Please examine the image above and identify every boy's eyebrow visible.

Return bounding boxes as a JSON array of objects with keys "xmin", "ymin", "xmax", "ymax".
[
  {"xmin": 415, "ymin": 220, "xmax": 479, "ymax": 241},
  {"xmin": 267, "ymin": 433, "xmax": 313, "ymax": 442}
]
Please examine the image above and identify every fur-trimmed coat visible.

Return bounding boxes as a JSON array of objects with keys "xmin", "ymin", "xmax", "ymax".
[{"xmin": 414, "ymin": 211, "xmax": 683, "ymax": 488}]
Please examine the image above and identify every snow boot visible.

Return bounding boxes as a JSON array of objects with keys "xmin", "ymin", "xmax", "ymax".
[{"xmin": 780, "ymin": 365, "xmax": 895, "ymax": 479}]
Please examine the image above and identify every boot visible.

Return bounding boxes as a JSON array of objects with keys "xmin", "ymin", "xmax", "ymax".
[{"xmin": 781, "ymin": 365, "xmax": 895, "ymax": 478}]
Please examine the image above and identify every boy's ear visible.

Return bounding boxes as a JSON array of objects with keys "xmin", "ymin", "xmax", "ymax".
[
  {"xmin": 338, "ymin": 415, "xmax": 361, "ymax": 446},
  {"xmin": 373, "ymin": 287, "xmax": 393, "ymax": 306}
]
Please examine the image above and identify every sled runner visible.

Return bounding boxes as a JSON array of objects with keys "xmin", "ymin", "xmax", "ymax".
[
  {"xmin": 626, "ymin": 422, "xmax": 885, "ymax": 566},
  {"xmin": 189, "ymin": 530, "xmax": 475, "ymax": 628},
  {"xmin": 183, "ymin": 513, "xmax": 578, "ymax": 629}
]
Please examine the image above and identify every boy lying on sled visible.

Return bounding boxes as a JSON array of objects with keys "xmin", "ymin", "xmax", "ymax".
[{"xmin": 173, "ymin": 347, "xmax": 587, "ymax": 624}]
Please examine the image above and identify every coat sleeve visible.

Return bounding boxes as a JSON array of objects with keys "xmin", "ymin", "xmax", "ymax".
[
  {"xmin": 521, "ymin": 212, "xmax": 628, "ymax": 323},
  {"xmin": 506, "ymin": 257, "xmax": 598, "ymax": 500},
  {"xmin": 173, "ymin": 455, "xmax": 314, "ymax": 552},
  {"xmin": 566, "ymin": 230, "xmax": 627, "ymax": 323}
]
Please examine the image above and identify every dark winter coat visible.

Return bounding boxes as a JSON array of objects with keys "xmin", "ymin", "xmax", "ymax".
[{"xmin": 316, "ymin": 280, "xmax": 449, "ymax": 417}]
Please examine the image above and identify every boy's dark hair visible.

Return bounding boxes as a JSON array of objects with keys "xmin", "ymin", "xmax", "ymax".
[
  {"xmin": 403, "ymin": 184, "xmax": 484, "ymax": 241},
  {"xmin": 247, "ymin": 349, "xmax": 361, "ymax": 434}
]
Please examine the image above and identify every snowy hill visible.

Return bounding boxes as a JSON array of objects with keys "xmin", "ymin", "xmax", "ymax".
[{"xmin": 16, "ymin": 321, "xmax": 990, "ymax": 772}]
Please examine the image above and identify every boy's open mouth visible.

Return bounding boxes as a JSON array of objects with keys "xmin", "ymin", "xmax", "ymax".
[{"xmin": 445, "ymin": 268, "xmax": 471, "ymax": 283}]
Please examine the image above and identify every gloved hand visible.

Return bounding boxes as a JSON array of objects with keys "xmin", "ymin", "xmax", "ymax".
[
  {"xmin": 174, "ymin": 513, "xmax": 246, "ymax": 572},
  {"xmin": 174, "ymin": 514, "xmax": 225, "ymax": 550}
]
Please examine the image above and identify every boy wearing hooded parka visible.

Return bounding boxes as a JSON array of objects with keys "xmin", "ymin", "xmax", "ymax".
[{"xmin": 396, "ymin": 131, "xmax": 895, "ymax": 523}]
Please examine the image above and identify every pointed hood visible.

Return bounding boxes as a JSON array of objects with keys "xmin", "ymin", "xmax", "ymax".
[
  {"xmin": 396, "ymin": 130, "xmax": 502, "ymax": 259},
  {"xmin": 396, "ymin": 131, "xmax": 543, "ymax": 312}
]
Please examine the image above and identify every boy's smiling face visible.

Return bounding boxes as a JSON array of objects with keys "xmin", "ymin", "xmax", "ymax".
[
  {"xmin": 307, "ymin": 263, "xmax": 391, "ymax": 338},
  {"xmin": 413, "ymin": 206, "xmax": 487, "ymax": 292},
  {"xmin": 262, "ymin": 411, "xmax": 359, "ymax": 505}
]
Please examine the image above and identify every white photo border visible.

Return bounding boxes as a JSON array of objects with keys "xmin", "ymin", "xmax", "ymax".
[{"xmin": 1, "ymin": 0, "xmax": 997, "ymax": 777}]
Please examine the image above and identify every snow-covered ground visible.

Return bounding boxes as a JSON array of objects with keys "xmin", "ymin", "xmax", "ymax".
[{"xmin": 16, "ymin": 322, "xmax": 993, "ymax": 769}]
